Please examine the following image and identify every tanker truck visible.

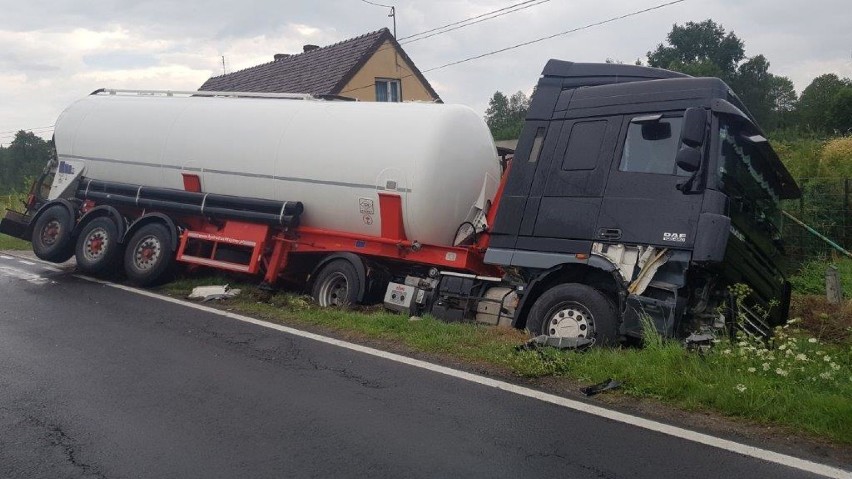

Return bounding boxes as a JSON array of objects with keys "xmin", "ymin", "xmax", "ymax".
[{"xmin": 0, "ymin": 60, "xmax": 801, "ymax": 344}]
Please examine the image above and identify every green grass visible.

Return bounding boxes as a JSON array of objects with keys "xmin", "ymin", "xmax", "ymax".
[
  {"xmin": 161, "ymin": 275, "xmax": 852, "ymax": 444},
  {"xmin": 789, "ymin": 257, "xmax": 852, "ymax": 295},
  {"xmin": 0, "ymin": 192, "xmax": 30, "ymax": 250}
]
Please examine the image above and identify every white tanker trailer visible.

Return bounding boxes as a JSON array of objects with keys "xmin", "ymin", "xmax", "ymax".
[
  {"xmin": 1, "ymin": 60, "xmax": 801, "ymax": 346},
  {"xmin": 50, "ymin": 89, "xmax": 501, "ymax": 247}
]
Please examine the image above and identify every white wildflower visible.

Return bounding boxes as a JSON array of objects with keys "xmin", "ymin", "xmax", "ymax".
[
  {"xmin": 779, "ymin": 344, "xmax": 787, "ymax": 351},
  {"xmin": 819, "ymin": 372, "xmax": 833, "ymax": 380},
  {"xmin": 735, "ymin": 384, "xmax": 747, "ymax": 393},
  {"xmin": 808, "ymin": 338, "xmax": 818, "ymax": 344},
  {"xmin": 722, "ymin": 349, "xmax": 732, "ymax": 355},
  {"xmin": 762, "ymin": 362, "xmax": 770, "ymax": 371},
  {"xmin": 831, "ymin": 363, "xmax": 840, "ymax": 371},
  {"xmin": 747, "ymin": 367, "xmax": 756, "ymax": 373},
  {"xmin": 775, "ymin": 368, "xmax": 788, "ymax": 377},
  {"xmin": 824, "ymin": 355, "xmax": 831, "ymax": 362},
  {"xmin": 795, "ymin": 353, "xmax": 807, "ymax": 361}
]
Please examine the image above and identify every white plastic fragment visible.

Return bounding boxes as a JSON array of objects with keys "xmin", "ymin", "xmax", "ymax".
[{"xmin": 188, "ymin": 284, "xmax": 241, "ymax": 301}]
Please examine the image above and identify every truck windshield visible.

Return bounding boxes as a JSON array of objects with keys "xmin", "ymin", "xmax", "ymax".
[{"xmin": 717, "ymin": 120, "xmax": 783, "ymax": 238}]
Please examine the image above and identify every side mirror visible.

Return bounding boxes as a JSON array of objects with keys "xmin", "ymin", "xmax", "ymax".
[
  {"xmin": 676, "ymin": 147, "xmax": 701, "ymax": 173},
  {"xmin": 681, "ymin": 107, "xmax": 708, "ymax": 148}
]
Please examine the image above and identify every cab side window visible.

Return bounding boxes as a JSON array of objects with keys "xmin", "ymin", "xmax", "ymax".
[{"xmin": 619, "ymin": 116, "xmax": 688, "ymax": 176}]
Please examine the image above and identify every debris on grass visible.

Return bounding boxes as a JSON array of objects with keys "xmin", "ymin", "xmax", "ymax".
[
  {"xmin": 188, "ymin": 284, "xmax": 242, "ymax": 302},
  {"xmin": 580, "ymin": 378, "xmax": 622, "ymax": 396},
  {"xmin": 516, "ymin": 335, "xmax": 594, "ymax": 351}
]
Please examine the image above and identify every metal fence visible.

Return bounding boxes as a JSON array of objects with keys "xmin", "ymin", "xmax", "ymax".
[{"xmin": 782, "ymin": 178, "xmax": 851, "ymax": 267}]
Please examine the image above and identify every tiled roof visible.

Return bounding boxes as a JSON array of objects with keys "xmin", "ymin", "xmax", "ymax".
[{"xmin": 199, "ymin": 28, "xmax": 439, "ymax": 100}]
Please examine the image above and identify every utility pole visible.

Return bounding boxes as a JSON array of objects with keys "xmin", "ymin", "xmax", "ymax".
[
  {"xmin": 221, "ymin": 56, "xmax": 227, "ymax": 75},
  {"xmin": 360, "ymin": 0, "xmax": 396, "ymax": 38}
]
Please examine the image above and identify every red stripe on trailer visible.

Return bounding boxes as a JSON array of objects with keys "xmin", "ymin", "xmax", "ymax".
[
  {"xmin": 182, "ymin": 173, "xmax": 202, "ymax": 192},
  {"xmin": 378, "ymin": 193, "xmax": 407, "ymax": 241}
]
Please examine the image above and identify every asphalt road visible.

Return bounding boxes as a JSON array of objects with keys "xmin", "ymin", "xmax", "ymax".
[{"xmin": 0, "ymin": 253, "xmax": 843, "ymax": 479}]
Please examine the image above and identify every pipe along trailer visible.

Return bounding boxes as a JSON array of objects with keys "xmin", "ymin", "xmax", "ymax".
[{"xmin": 1, "ymin": 60, "xmax": 801, "ymax": 345}]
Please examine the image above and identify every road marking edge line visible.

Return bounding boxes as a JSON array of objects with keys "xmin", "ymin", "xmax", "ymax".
[{"xmin": 71, "ymin": 274, "xmax": 849, "ymax": 478}]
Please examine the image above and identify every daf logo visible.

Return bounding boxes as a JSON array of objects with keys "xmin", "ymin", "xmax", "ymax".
[{"xmin": 663, "ymin": 232, "xmax": 687, "ymax": 242}]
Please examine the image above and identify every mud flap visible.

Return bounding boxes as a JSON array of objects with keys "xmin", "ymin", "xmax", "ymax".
[{"xmin": 0, "ymin": 210, "xmax": 32, "ymax": 241}]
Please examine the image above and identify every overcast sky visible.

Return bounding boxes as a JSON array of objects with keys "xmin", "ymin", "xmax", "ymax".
[{"xmin": 1, "ymin": 0, "xmax": 851, "ymax": 144}]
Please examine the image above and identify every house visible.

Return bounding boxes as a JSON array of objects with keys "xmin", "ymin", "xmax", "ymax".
[{"xmin": 199, "ymin": 28, "xmax": 441, "ymax": 103}]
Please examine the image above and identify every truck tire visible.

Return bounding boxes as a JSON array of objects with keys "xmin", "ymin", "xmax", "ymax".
[
  {"xmin": 123, "ymin": 223, "xmax": 174, "ymax": 286},
  {"xmin": 75, "ymin": 217, "xmax": 122, "ymax": 277},
  {"xmin": 31, "ymin": 205, "xmax": 75, "ymax": 263},
  {"xmin": 312, "ymin": 259, "xmax": 360, "ymax": 307},
  {"xmin": 527, "ymin": 283, "xmax": 619, "ymax": 346}
]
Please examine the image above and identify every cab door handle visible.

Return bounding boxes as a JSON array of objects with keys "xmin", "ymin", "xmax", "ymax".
[{"xmin": 597, "ymin": 228, "xmax": 622, "ymax": 240}]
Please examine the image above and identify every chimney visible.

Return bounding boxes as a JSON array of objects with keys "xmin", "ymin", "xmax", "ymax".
[
  {"xmin": 303, "ymin": 44, "xmax": 320, "ymax": 53},
  {"xmin": 274, "ymin": 53, "xmax": 290, "ymax": 61}
]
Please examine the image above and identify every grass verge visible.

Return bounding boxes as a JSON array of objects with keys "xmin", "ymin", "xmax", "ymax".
[
  {"xmin": 160, "ymin": 275, "xmax": 852, "ymax": 445},
  {"xmin": 0, "ymin": 192, "xmax": 30, "ymax": 250}
]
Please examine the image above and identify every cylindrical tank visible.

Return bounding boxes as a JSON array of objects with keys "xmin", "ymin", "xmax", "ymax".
[{"xmin": 53, "ymin": 92, "xmax": 501, "ymax": 246}]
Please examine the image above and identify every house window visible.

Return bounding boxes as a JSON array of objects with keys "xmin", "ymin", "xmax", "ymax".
[{"xmin": 375, "ymin": 79, "xmax": 401, "ymax": 102}]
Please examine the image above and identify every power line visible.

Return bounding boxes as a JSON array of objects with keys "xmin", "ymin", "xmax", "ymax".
[
  {"xmin": 398, "ymin": 0, "xmax": 547, "ymax": 42},
  {"xmin": 338, "ymin": 0, "xmax": 687, "ymax": 95},
  {"xmin": 360, "ymin": 0, "xmax": 393, "ymax": 7},
  {"xmin": 400, "ymin": 0, "xmax": 550, "ymax": 45},
  {"xmin": 423, "ymin": 0, "xmax": 686, "ymax": 73}
]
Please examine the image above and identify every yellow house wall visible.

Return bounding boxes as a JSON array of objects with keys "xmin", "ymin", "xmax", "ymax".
[{"xmin": 338, "ymin": 40, "xmax": 438, "ymax": 102}]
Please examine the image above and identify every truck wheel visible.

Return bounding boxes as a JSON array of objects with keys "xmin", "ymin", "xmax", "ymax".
[
  {"xmin": 75, "ymin": 217, "xmax": 122, "ymax": 276},
  {"xmin": 312, "ymin": 259, "xmax": 360, "ymax": 307},
  {"xmin": 527, "ymin": 283, "xmax": 618, "ymax": 346},
  {"xmin": 31, "ymin": 205, "xmax": 75, "ymax": 263},
  {"xmin": 123, "ymin": 223, "xmax": 174, "ymax": 286}
]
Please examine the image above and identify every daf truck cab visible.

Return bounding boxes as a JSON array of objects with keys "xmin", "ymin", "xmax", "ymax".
[{"xmin": 479, "ymin": 60, "xmax": 800, "ymax": 341}]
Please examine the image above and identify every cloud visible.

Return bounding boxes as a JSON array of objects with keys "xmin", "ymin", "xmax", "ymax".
[{"xmin": 2, "ymin": 0, "xmax": 851, "ymax": 139}]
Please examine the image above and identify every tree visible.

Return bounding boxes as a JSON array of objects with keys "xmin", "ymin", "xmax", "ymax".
[
  {"xmin": 485, "ymin": 91, "xmax": 510, "ymax": 133},
  {"xmin": 647, "ymin": 19, "xmax": 794, "ymax": 129},
  {"xmin": 828, "ymin": 86, "xmax": 852, "ymax": 133},
  {"xmin": 485, "ymin": 90, "xmax": 529, "ymax": 140},
  {"xmin": 731, "ymin": 54, "xmax": 774, "ymax": 126},
  {"xmin": 507, "ymin": 91, "xmax": 529, "ymax": 125},
  {"xmin": 767, "ymin": 75, "xmax": 798, "ymax": 130},
  {"xmin": 798, "ymin": 74, "xmax": 851, "ymax": 132},
  {"xmin": 647, "ymin": 20, "xmax": 744, "ymax": 84},
  {"xmin": 0, "ymin": 131, "xmax": 52, "ymax": 194}
]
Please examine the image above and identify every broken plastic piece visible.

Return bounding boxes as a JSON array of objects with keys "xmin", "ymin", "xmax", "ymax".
[
  {"xmin": 188, "ymin": 284, "xmax": 242, "ymax": 301},
  {"xmin": 580, "ymin": 378, "xmax": 621, "ymax": 396},
  {"xmin": 517, "ymin": 335, "xmax": 594, "ymax": 351},
  {"xmin": 683, "ymin": 331, "xmax": 716, "ymax": 353}
]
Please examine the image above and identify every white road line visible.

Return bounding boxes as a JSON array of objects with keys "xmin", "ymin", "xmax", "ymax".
[
  {"xmin": 0, "ymin": 252, "xmax": 65, "ymax": 272},
  {"xmin": 73, "ymin": 274, "xmax": 849, "ymax": 479},
  {"xmin": 0, "ymin": 265, "xmax": 51, "ymax": 284}
]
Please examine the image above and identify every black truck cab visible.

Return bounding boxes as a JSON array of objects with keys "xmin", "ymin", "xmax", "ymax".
[{"xmin": 485, "ymin": 60, "xmax": 800, "ymax": 340}]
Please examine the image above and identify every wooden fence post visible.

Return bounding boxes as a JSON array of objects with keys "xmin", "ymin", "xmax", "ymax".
[{"xmin": 826, "ymin": 265, "xmax": 843, "ymax": 304}]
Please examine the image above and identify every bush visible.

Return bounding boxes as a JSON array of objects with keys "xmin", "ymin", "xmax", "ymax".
[{"xmin": 818, "ymin": 136, "xmax": 852, "ymax": 178}]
